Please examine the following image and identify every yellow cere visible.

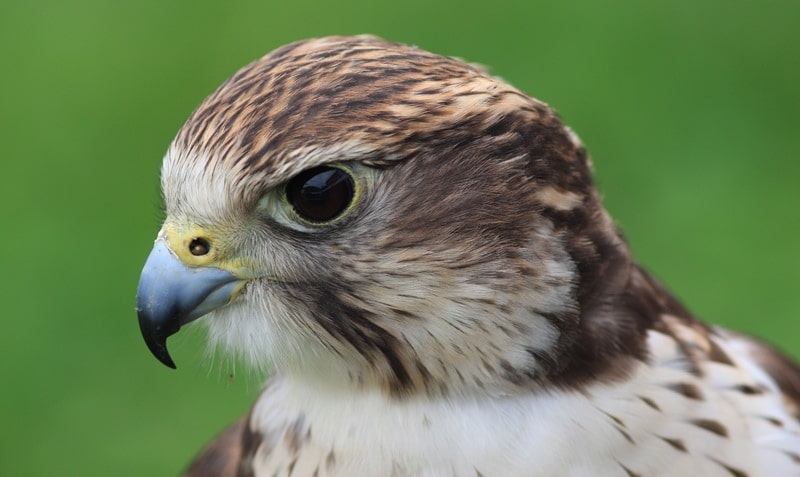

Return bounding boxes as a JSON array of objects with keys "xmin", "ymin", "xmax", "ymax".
[{"xmin": 158, "ymin": 223, "xmax": 257, "ymax": 280}]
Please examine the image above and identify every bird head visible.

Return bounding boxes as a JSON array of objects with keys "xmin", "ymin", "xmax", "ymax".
[{"xmin": 137, "ymin": 36, "xmax": 641, "ymax": 397}]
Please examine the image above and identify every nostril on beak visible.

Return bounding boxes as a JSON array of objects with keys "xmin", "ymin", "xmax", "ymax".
[{"xmin": 189, "ymin": 237, "xmax": 211, "ymax": 256}]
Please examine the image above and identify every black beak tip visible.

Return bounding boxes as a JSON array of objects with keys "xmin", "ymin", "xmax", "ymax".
[
  {"xmin": 137, "ymin": 309, "xmax": 179, "ymax": 369},
  {"xmin": 148, "ymin": 339, "xmax": 178, "ymax": 369}
]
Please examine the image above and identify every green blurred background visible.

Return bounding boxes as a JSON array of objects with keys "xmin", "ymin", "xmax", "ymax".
[{"xmin": 1, "ymin": 0, "xmax": 798, "ymax": 474}]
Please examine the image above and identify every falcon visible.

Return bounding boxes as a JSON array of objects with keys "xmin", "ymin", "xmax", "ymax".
[{"xmin": 136, "ymin": 36, "xmax": 800, "ymax": 476}]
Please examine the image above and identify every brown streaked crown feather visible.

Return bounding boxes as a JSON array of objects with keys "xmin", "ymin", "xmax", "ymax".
[{"xmin": 169, "ymin": 36, "xmax": 544, "ymax": 197}]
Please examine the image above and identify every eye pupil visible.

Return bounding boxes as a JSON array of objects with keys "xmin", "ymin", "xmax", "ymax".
[
  {"xmin": 189, "ymin": 237, "xmax": 210, "ymax": 256},
  {"xmin": 286, "ymin": 166, "xmax": 355, "ymax": 223}
]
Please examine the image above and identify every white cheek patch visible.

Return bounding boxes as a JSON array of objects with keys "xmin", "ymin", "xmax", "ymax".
[
  {"xmin": 203, "ymin": 286, "xmax": 298, "ymax": 376},
  {"xmin": 202, "ymin": 284, "xmax": 366, "ymax": 383}
]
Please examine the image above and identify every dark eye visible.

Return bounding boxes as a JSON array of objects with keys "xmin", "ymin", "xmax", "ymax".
[{"xmin": 286, "ymin": 166, "xmax": 355, "ymax": 223}]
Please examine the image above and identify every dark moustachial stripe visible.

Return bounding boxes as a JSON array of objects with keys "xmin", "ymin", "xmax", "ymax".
[{"xmin": 296, "ymin": 285, "xmax": 414, "ymax": 396}]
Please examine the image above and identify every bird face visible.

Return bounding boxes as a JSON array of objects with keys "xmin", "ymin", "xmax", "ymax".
[{"xmin": 137, "ymin": 36, "xmax": 636, "ymax": 398}]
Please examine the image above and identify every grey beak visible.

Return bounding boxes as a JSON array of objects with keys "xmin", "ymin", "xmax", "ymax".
[{"xmin": 136, "ymin": 240, "xmax": 242, "ymax": 368}]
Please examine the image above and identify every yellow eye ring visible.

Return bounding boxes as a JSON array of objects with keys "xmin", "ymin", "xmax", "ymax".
[{"xmin": 257, "ymin": 163, "xmax": 372, "ymax": 232}]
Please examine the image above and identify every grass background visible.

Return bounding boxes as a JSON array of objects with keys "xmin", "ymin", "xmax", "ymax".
[{"xmin": 1, "ymin": 0, "xmax": 798, "ymax": 475}]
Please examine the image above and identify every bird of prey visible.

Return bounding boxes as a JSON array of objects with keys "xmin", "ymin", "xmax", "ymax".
[{"xmin": 136, "ymin": 36, "xmax": 800, "ymax": 477}]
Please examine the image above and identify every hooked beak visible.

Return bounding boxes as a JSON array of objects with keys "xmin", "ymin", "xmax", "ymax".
[{"xmin": 136, "ymin": 240, "xmax": 244, "ymax": 368}]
